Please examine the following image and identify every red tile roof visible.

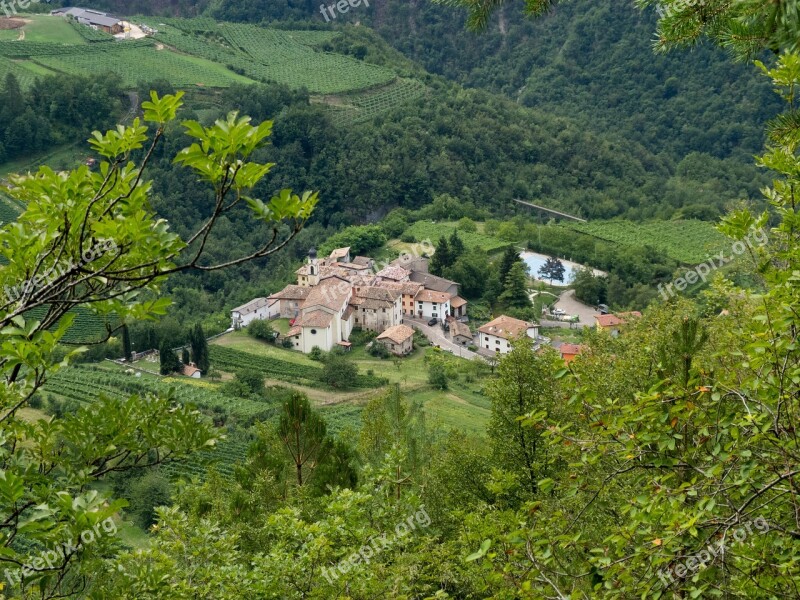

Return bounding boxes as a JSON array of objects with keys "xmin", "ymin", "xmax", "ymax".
[
  {"xmin": 415, "ymin": 289, "xmax": 450, "ymax": 303},
  {"xmin": 377, "ymin": 324, "xmax": 415, "ymax": 344},
  {"xmin": 478, "ymin": 315, "xmax": 534, "ymax": 340},
  {"xmin": 595, "ymin": 312, "xmax": 641, "ymax": 328}
]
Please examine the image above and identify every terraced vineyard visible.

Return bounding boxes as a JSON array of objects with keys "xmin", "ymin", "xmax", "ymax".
[
  {"xmin": 0, "ymin": 192, "xmax": 22, "ymax": 224},
  {"xmin": 328, "ymin": 78, "xmax": 428, "ymax": 126},
  {"xmin": 0, "ymin": 17, "xmax": 416, "ymax": 117},
  {"xmin": 159, "ymin": 436, "xmax": 252, "ymax": 481},
  {"xmin": 45, "ymin": 365, "xmax": 274, "ymax": 421},
  {"xmin": 35, "ymin": 45, "xmax": 254, "ymax": 88},
  {"xmin": 564, "ymin": 220, "xmax": 730, "ymax": 264},
  {"xmin": 209, "ymin": 345, "xmax": 388, "ymax": 389}
]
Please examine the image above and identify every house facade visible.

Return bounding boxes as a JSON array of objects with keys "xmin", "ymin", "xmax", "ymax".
[
  {"xmin": 231, "ymin": 297, "xmax": 278, "ymax": 329},
  {"xmin": 414, "ymin": 289, "xmax": 451, "ymax": 320},
  {"xmin": 351, "ymin": 287, "xmax": 403, "ymax": 332},
  {"xmin": 478, "ymin": 315, "xmax": 539, "ymax": 354},
  {"xmin": 376, "ymin": 324, "xmax": 415, "ymax": 356}
]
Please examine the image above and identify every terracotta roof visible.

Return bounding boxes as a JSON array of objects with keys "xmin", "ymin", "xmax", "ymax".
[
  {"xmin": 451, "ymin": 320, "xmax": 472, "ymax": 339},
  {"xmin": 329, "ymin": 247, "xmax": 351, "ymax": 260},
  {"xmin": 335, "ymin": 261, "xmax": 370, "ymax": 271},
  {"xmin": 381, "ymin": 281, "xmax": 424, "ymax": 296},
  {"xmin": 269, "ymin": 285, "xmax": 311, "ymax": 301},
  {"xmin": 478, "ymin": 315, "xmax": 534, "ymax": 340},
  {"xmin": 560, "ymin": 343, "xmax": 584, "ymax": 356},
  {"xmin": 415, "ymin": 289, "xmax": 451, "ymax": 304},
  {"xmin": 409, "ymin": 272, "xmax": 458, "ymax": 293},
  {"xmin": 342, "ymin": 305, "xmax": 354, "ymax": 320},
  {"xmin": 303, "ymin": 278, "xmax": 351, "ymax": 312},
  {"xmin": 296, "ymin": 311, "xmax": 333, "ymax": 328},
  {"xmin": 375, "ymin": 265, "xmax": 411, "ymax": 281},
  {"xmin": 232, "ymin": 297, "xmax": 275, "ymax": 315},
  {"xmin": 377, "ymin": 324, "xmax": 415, "ymax": 344},
  {"xmin": 286, "ymin": 326, "xmax": 302, "ymax": 337},
  {"xmin": 450, "ymin": 296, "xmax": 467, "ymax": 308},
  {"xmin": 595, "ymin": 312, "xmax": 641, "ymax": 328},
  {"xmin": 182, "ymin": 363, "xmax": 201, "ymax": 377}
]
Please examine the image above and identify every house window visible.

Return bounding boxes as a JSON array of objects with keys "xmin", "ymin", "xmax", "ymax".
[
  {"xmin": 433, "ymin": 313, "xmax": 437, "ymax": 318},
  {"xmin": 311, "ymin": 329, "xmax": 317, "ymax": 335},
  {"xmin": 496, "ymin": 339, "xmax": 500, "ymax": 344}
]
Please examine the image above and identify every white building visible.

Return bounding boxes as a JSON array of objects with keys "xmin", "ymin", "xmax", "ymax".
[
  {"xmin": 286, "ymin": 277, "xmax": 353, "ymax": 353},
  {"xmin": 477, "ymin": 315, "xmax": 539, "ymax": 354},
  {"xmin": 414, "ymin": 289, "xmax": 451, "ymax": 320},
  {"xmin": 231, "ymin": 297, "xmax": 279, "ymax": 329}
]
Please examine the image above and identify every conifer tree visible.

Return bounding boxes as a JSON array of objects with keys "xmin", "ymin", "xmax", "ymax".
[
  {"xmin": 429, "ymin": 236, "xmax": 451, "ymax": 276},
  {"xmin": 499, "ymin": 262, "xmax": 532, "ymax": 309}
]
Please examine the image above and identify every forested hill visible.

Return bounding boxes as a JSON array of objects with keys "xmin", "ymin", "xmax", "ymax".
[
  {"xmin": 367, "ymin": 0, "xmax": 782, "ymax": 164},
  {"xmin": 66, "ymin": 0, "xmax": 782, "ymax": 166}
]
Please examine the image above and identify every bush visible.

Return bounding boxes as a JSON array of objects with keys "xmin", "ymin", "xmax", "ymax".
[
  {"xmin": 28, "ymin": 394, "xmax": 43, "ymax": 409},
  {"xmin": 247, "ymin": 319, "xmax": 275, "ymax": 342},
  {"xmin": 401, "ymin": 233, "xmax": 417, "ymax": 243},
  {"xmin": 367, "ymin": 342, "xmax": 390, "ymax": 359},
  {"xmin": 128, "ymin": 472, "xmax": 173, "ymax": 530},
  {"xmin": 281, "ymin": 338, "xmax": 294, "ymax": 349},
  {"xmin": 309, "ymin": 346, "xmax": 324, "ymax": 361},
  {"xmin": 413, "ymin": 330, "xmax": 430, "ymax": 347},
  {"xmin": 319, "ymin": 353, "xmax": 359, "ymax": 389}
]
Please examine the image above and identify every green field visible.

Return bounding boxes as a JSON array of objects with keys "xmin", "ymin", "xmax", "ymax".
[
  {"xmin": 402, "ymin": 221, "xmax": 512, "ymax": 253},
  {"xmin": 564, "ymin": 220, "xmax": 730, "ymax": 264},
  {"xmin": 20, "ymin": 15, "xmax": 86, "ymax": 44}
]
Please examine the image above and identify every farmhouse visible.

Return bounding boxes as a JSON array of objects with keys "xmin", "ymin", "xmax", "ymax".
[
  {"xmin": 51, "ymin": 7, "xmax": 124, "ymax": 34},
  {"xmin": 182, "ymin": 362, "xmax": 201, "ymax": 378},
  {"xmin": 285, "ymin": 277, "xmax": 353, "ymax": 353},
  {"xmin": 594, "ymin": 311, "xmax": 641, "ymax": 337},
  {"xmin": 478, "ymin": 315, "xmax": 539, "ymax": 354},
  {"xmin": 376, "ymin": 324, "xmax": 415, "ymax": 356},
  {"xmin": 231, "ymin": 297, "xmax": 278, "ymax": 329}
]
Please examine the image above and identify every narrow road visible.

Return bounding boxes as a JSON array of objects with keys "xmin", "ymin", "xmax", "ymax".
[{"xmin": 405, "ymin": 316, "xmax": 480, "ymax": 361}]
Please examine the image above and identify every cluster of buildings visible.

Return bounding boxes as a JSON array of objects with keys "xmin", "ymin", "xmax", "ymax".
[{"xmin": 231, "ymin": 247, "xmax": 470, "ymax": 355}]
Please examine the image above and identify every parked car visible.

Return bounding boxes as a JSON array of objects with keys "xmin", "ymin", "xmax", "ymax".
[
  {"xmin": 597, "ymin": 304, "xmax": 610, "ymax": 314},
  {"xmin": 428, "ymin": 317, "xmax": 438, "ymax": 326}
]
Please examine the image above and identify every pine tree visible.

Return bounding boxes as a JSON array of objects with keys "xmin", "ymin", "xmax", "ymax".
[
  {"xmin": 189, "ymin": 323, "xmax": 210, "ymax": 374},
  {"xmin": 122, "ymin": 324, "xmax": 133, "ymax": 362},
  {"xmin": 448, "ymin": 230, "xmax": 465, "ymax": 261},
  {"xmin": 429, "ymin": 236, "xmax": 451, "ymax": 276},
  {"xmin": 277, "ymin": 393, "xmax": 331, "ymax": 486},
  {"xmin": 159, "ymin": 339, "xmax": 180, "ymax": 375},
  {"xmin": 499, "ymin": 262, "xmax": 532, "ymax": 308},
  {"xmin": 499, "ymin": 246, "xmax": 522, "ymax": 285}
]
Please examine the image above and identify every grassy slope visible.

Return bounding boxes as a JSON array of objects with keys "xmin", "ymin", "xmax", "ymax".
[
  {"xmin": 212, "ymin": 331, "xmax": 490, "ymax": 434},
  {"xmin": 21, "ymin": 15, "xmax": 86, "ymax": 44}
]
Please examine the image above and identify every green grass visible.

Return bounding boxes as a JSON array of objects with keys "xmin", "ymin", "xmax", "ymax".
[
  {"xmin": 20, "ymin": 15, "xmax": 87, "ymax": 44},
  {"xmin": 564, "ymin": 220, "xmax": 730, "ymax": 264},
  {"xmin": 402, "ymin": 221, "xmax": 512, "ymax": 252}
]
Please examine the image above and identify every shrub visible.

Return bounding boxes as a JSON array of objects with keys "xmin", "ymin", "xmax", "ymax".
[
  {"xmin": 309, "ymin": 346, "xmax": 324, "ymax": 361},
  {"xmin": 247, "ymin": 319, "xmax": 275, "ymax": 342},
  {"xmin": 367, "ymin": 342, "xmax": 390, "ymax": 359},
  {"xmin": 128, "ymin": 472, "xmax": 173, "ymax": 530},
  {"xmin": 401, "ymin": 233, "xmax": 417, "ymax": 243},
  {"xmin": 319, "ymin": 353, "xmax": 359, "ymax": 389}
]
